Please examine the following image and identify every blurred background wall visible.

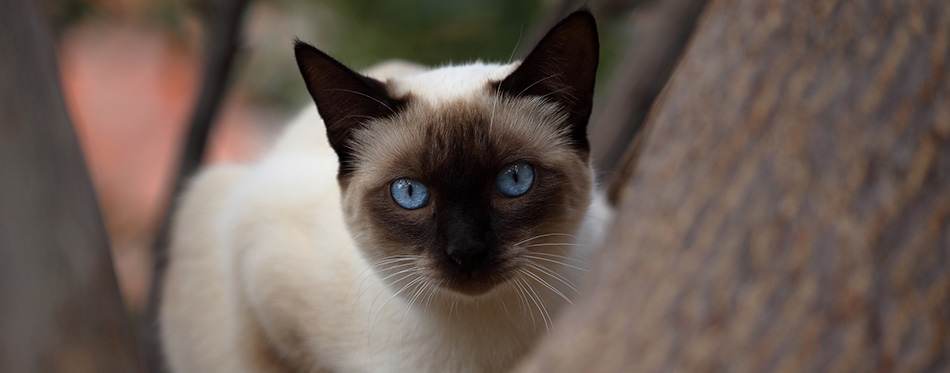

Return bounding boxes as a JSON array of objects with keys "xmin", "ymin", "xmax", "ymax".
[{"xmin": 40, "ymin": 0, "xmax": 630, "ymax": 317}]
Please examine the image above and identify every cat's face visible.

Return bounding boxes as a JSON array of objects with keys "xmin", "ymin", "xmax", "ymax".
[
  {"xmin": 296, "ymin": 11, "xmax": 598, "ymax": 297},
  {"xmin": 341, "ymin": 95, "xmax": 593, "ymax": 295}
]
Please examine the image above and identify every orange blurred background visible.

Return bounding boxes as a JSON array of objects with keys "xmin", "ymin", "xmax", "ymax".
[{"xmin": 59, "ymin": 16, "xmax": 270, "ymax": 313}]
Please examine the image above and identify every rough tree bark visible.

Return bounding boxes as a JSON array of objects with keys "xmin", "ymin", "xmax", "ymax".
[
  {"xmin": 519, "ymin": 0, "xmax": 950, "ymax": 371},
  {"xmin": 0, "ymin": 0, "xmax": 141, "ymax": 371}
]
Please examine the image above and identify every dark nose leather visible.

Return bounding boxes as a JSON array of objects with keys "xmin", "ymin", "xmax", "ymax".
[{"xmin": 447, "ymin": 238, "xmax": 487, "ymax": 273}]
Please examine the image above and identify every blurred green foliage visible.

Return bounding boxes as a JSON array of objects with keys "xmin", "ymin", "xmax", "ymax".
[
  {"xmin": 314, "ymin": 0, "xmax": 542, "ymax": 67},
  {"xmin": 43, "ymin": 0, "xmax": 627, "ymax": 115},
  {"xmin": 247, "ymin": 0, "xmax": 551, "ymax": 112},
  {"xmin": 43, "ymin": 0, "xmax": 97, "ymax": 29}
]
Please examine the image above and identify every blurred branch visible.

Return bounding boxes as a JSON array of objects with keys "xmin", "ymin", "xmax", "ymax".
[
  {"xmin": 0, "ymin": 0, "xmax": 141, "ymax": 371},
  {"xmin": 141, "ymin": 0, "xmax": 251, "ymax": 371},
  {"xmin": 589, "ymin": 0, "xmax": 708, "ymax": 191}
]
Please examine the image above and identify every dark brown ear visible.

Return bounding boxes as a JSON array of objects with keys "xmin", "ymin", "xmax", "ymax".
[
  {"xmin": 294, "ymin": 41, "xmax": 405, "ymax": 177},
  {"xmin": 496, "ymin": 10, "xmax": 599, "ymax": 152}
]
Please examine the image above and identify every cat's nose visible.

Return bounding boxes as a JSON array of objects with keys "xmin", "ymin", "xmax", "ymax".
[{"xmin": 447, "ymin": 240, "xmax": 487, "ymax": 273}]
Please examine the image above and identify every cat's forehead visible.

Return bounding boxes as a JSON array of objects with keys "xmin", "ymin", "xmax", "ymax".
[
  {"xmin": 386, "ymin": 62, "xmax": 518, "ymax": 106},
  {"xmin": 350, "ymin": 92, "xmax": 575, "ymax": 182}
]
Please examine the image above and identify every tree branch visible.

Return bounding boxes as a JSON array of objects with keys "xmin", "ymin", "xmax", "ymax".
[{"xmin": 140, "ymin": 0, "xmax": 251, "ymax": 371}]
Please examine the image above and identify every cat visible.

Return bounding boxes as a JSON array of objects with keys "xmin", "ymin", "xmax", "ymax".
[{"xmin": 160, "ymin": 9, "xmax": 610, "ymax": 372}]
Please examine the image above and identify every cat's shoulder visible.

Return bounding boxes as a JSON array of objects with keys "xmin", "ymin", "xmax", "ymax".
[{"xmin": 173, "ymin": 164, "xmax": 251, "ymax": 238}]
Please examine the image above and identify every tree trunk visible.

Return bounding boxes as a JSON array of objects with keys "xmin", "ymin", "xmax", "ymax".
[
  {"xmin": 588, "ymin": 0, "xmax": 708, "ymax": 177},
  {"xmin": 0, "ymin": 0, "xmax": 141, "ymax": 371},
  {"xmin": 518, "ymin": 0, "xmax": 950, "ymax": 371}
]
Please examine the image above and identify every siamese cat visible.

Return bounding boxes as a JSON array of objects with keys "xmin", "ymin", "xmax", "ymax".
[{"xmin": 160, "ymin": 10, "xmax": 610, "ymax": 373}]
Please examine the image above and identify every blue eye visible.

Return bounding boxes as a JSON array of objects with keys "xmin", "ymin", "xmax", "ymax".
[
  {"xmin": 496, "ymin": 163, "xmax": 534, "ymax": 198},
  {"xmin": 391, "ymin": 178, "xmax": 430, "ymax": 210}
]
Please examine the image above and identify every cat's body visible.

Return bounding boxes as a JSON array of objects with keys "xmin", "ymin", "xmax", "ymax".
[{"xmin": 161, "ymin": 11, "xmax": 609, "ymax": 372}]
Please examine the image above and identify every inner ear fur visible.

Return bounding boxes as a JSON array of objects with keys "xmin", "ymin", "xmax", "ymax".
[
  {"xmin": 294, "ymin": 41, "xmax": 406, "ymax": 178},
  {"xmin": 496, "ymin": 10, "xmax": 599, "ymax": 152}
]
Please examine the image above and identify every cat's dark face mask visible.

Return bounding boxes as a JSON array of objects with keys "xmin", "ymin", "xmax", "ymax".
[{"xmin": 347, "ymin": 99, "xmax": 593, "ymax": 296}]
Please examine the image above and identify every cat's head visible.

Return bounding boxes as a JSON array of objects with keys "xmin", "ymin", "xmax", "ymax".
[{"xmin": 295, "ymin": 11, "xmax": 598, "ymax": 297}]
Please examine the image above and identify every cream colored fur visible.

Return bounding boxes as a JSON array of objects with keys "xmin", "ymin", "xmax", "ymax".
[{"xmin": 160, "ymin": 61, "xmax": 611, "ymax": 372}]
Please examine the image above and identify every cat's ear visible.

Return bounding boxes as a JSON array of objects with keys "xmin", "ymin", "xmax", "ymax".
[
  {"xmin": 294, "ymin": 41, "xmax": 404, "ymax": 175},
  {"xmin": 497, "ymin": 10, "xmax": 598, "ymax": 152}
]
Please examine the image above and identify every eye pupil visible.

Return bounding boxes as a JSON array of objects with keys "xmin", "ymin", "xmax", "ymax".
[
  {"xmin": 391, "ymin": 178, "xmax": 429, "ymax": 210},
  {"xmin": 496, "ymin": 163, "xmax": 534, "ymax": 198}
]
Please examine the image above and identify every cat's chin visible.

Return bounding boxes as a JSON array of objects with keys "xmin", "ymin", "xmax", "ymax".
[
  {"xmin": 438, "ymin": 270, "xmax": 514, "ymax": 297},
  {"xmin": 443, "ymin": 280, "xmax": 499, "ymax": 297}
]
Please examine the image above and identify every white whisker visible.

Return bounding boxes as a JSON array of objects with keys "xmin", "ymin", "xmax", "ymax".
[
  {"xmin": 371, "ymin": 275, "xmax": 424, "ymax": 333},
  {"xmin": 423, "ymin": 280, "xmax": 443, "ymax": 313},
  {"xmin": 524, "ymin": 262, "xmax": 580, "ymax": 294},
  {"xmin": 390, "ymin": 279, "xmax": 431, "ymax": 372},
  {"xmin": 516, "ymin": 274, "xmax": 551, "ymax": 335},
  {"xmin": 490, "ymin": 274, "xmax": 513, "ymax": 319},
  {"xmin": 526, "ymin": 251, "xmax": 586, "ymax": 264},
  {"xmin": 349, "ymin": 261, "xmax": 416, "ymax": 318},
  {"xmin": 511, "ymin": 276, "xmax": 535, "ymax": 328},
  {"xmin": 394, "ymin": 278, "xmax": 428, "ymax": 338},
  {"xmin": 327, "ymin": 88, "xmax": 395, "ymax": 115},
  {"xmin": 489, "ymin": 92, "xmax": 499, "ymax": 134},
  {"xmin": 490, "ymin": 27, "xmax": 523, "ymax": 136},
  {"xmin": 522, "ymin": 267, "xmax": 572, "ymax": 305},
  {"xmin": 525, "ymin": 274, "xmax": 553, "ymax": 335},
  {"xmin": 347, "ymin": 255, "xmax": 419, "ymax": 320},
  {"xmin": 343, "ymin": 114, "xmax": 383, "ymax": 123},
  {"xmin": 513, "ymin": 232, "xmax": 582, "ymax": 246},
  {"xmin": 450, "ymin": 295, "xmax": 461, "ymax": 319},
  {"xmin": 353, "ymin": 260, "xmax": 415, "ymax": 290},
  {"xmin": 522, "ymin": 242, "xmax": 590, "ymax": 248},
  {"xmin": 498, "ymin": 290, "xmax": 512, "ymax": 318},
  {"xmin": 516, "ymin": 73, "xmax": 562, "ymax": 98},
  {"xmin": 375, "ymin": 266, "xmax": 420, "ymax": 285},
  {"xmin": 507, "ymin": 26, "xmax": 523, "ymax": 64},
  {"xmin": 524, "ymin": 254, "xmax": 588, "ymax": 272},
  {"xmin": 536, "ymin": 86, "xmax": 575, "ymax": 102},
  {"xmin": 367, "ymin": 271, "xmax": 418, "ymax": 328}
]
